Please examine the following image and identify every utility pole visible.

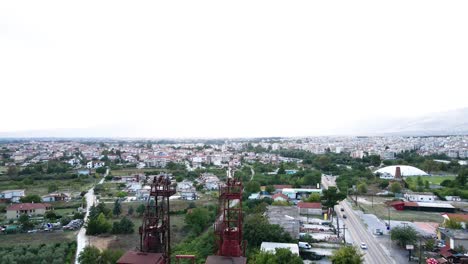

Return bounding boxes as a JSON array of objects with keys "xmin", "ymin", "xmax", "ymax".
[
  {"xmin": 387, "ymin": 206, "xmax": 391, "ymax": 231},
  {"xmin": 342, "ymin": 224, "xmax": 347, "ymax": 243},
  {"xmin": 418, "ymin": 237, "xmax": 422, "ymax": 264},
  {"xmin": 336, "ymin": 209, "xmax": 340, "ymax": 238}
]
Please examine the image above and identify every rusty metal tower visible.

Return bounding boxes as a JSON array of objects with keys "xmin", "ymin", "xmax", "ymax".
[
  {"xmin": 139, "ymin": 174, "xmax": 176, "ymax": 263},
  {"xmin": 214, "ymin": 176, "xmax": 245, "ymax": 258}
]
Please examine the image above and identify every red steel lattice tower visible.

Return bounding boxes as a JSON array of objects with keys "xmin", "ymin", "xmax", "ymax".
[
  {"xmin": 214, "ymin": 176, "xmax": 245, "ymax": 257},
  {"xmin": 139, "ymin": 174, "xmax": 176, "ymax": 264}
]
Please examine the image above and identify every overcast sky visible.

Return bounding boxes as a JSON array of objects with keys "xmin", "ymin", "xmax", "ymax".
[{"xmin": 1, "ymin": 1, "xmax": 467, "ymax": 138}]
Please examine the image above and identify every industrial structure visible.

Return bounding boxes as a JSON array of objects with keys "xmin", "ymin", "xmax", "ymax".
[
  {"xmin": 206, "ymin": 175, "xmax": 247, "ymax": 264},
  {"xmin": 117, "ymin": 174, "xmax": 176, "ymax": 264},
  {"xmin": 117, "ymin": 171, "xmax": 246, "ymax": 264}
]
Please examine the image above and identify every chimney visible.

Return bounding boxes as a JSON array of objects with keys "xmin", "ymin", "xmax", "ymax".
[{"xmin": 395, "ymin": 167, "xmax": 401, "ymax": 180}]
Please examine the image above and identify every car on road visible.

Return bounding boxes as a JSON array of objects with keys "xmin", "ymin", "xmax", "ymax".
[
  {"xmin": 298, "ymin": 242, "xmax": 312, "ymax": 249},
  {"xmin": 340, "ymin": 208, "xmax": 344, "ymax": 212},
  {"xmin": 360, "ymin": 242, "xmax": 367, "ymax": 249},
  {"xmin": 342, "ymin": 214, "xmax": 347, "ymax": 219}
]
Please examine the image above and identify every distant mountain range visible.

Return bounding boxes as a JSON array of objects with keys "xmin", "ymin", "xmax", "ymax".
[
  {"xmin": 344, "ymin": 107, "xmax": 468, "ymax": 136},
  {"xmin": 1, "ymin": 108, "xmax": 468, "ymax": 138}
]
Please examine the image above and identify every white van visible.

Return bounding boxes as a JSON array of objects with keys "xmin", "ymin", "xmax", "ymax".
[{"xmin": 298, "ymin": 242, "xmax": 312, "ymax": 249}]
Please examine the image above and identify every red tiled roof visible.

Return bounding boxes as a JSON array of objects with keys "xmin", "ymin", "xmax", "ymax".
[
  {"xmin": 272, "ymin": 193, "xmax": 289, "ymax": 200},
  {"xmin": 7, "ymin": 203, "xmax": 52, "ymax": 211},
  {"xmin": 297, "ymin": 202, "xmax": 322, "ymax": 209},
  {"xmin": 439, "ymin": 245, "xmax": 453, "ymax": 258}
]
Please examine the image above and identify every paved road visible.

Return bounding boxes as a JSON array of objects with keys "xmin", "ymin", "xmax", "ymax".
[
  {"xmin": 321, "ymin": 174, "xmax": 337, "ymax": 189},
  {"xmin": 75, "ymin": 172, "xmax": 106, "ymax": 264},
  {"xmin": 339, "ymin": 200, "xmax": 395, "ymax": 264}
]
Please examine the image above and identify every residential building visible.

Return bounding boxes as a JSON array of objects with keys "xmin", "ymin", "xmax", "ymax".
[
  {"xmin": 272, "ymin": 193, "xmax": 289, "ymax": 202},
  {"xmin": 6, "ymin": 203, "xmax": 52, "ymax": 219},
  {"xmin": 42, "ymin": 192, "xmax": 71, "ymax": 202},
  {"xmin": 0, "ymin": 190, "xmax": 25, "ymax": 203},
  {"xmin": 86, "ymin": 161, "xmax": 105, "ymax": 169}
]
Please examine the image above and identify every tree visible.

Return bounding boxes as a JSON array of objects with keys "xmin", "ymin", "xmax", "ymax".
[
  {"xmin": 113, "ymin": 200, "xmax": 121, "ymax": 216},
  {"xmin": 417, "ymin": 176, "xmax": 424, "ymax": 192},
  {"xmin": 86, "ymin": 213, "xmax": 112, "ymax": 235},
  {"xmin": 278, "ymin": 163, "xmax": 286, "ymax": 175},
  {"xmin": 421, "ymin": 160, "xmax": 437, "ymax": 174},
  {"xmin": 101, "ymin": 249, "xmax": 124, "ymax": 264},
  {"xmin": 330, "ymin": 246, "xmax": 364, "ymax": 264},
  {"xmin": 265, "ymin": 185, "xmax": 276, "ymax": 194},
  {"xmin": 390, "ymin": 226, "xmax": 418, "ymax": 247},
  {"xmin": 136, "ymin": 204, "xmax": 145, "ymax": 216},
  {"xmin": 6, "ymin": 166, "xmax": 18, "ymax": 176},
  {"xmin": 243, "ymin": 214, "xmax": 293, "ymax": 248},
  {"xmin": 444, "ymin": 218, "xmax": 463, "ymax": 229},
  {"xmin": 322, "ymin": 187, "xmax": 346, "ymax": 208},
  {"xmin": 314, "ymin": 155, "xmax": 331, "ymax": 170},
  {"xmin": 390, "ymin": 182, "xmax": 402, "ymax": 194},
  {"xmin": 112, "ymin": 217, "xmax": 134, "ymax": 234},
  {"xmin": 45, "ymin": 210, "xmax": 57, "ymax": 220},
  {"xmin": 305, "ymin": 193, "xmax": 321, "ymax": 202},
  {"xmin": 185, "ymin": 207, "xmax": 210, "ymax": 235},
  {"xmin": 357, "ymin": 182, "xmax": 367, "ymax": 194},
  {"xmin": 48, "ymin": 183, "xmax": 58, "ymax": 193},
  {"xmin": 245, "ymin": 181, "xmax": 261, "ymax": 194},
  {"xmin": 128, "ymin": 205, "xmax": 134, "ymax": 216},
  {"xmin": 78, "ymin": 246, "xmax": 101, "ymax": 264},
  {"xmin": 425, "ymin": 239, "xmax": 435, "ymax": 251},
  {"xmin": 18, "ymin": 214, "xmax": 34, "ymax": 230},
  {"xmin": 249, "ymin": 248, "xmax": 303, "ymax": 264},
  {"xmin": 455, "ymin": 169, "xmax": 467, "ymax": 186},
  {"xmin": 96, "ymin": 167, "xmax": 107, "ymax": 174},
  {"xmin": 424, "ymin": 180, "xmax": 430, "ymax": 189},
  {"xmin": 20, "ymin": 194, "xmax": 41, "ymax": 203}
]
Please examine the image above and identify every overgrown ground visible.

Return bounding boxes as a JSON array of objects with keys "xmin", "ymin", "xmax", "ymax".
[
  {"xmin": 0, "ymin": 177, "xmax": 97, "ymax": 196},
  {"xmin": 0, "ymin": 231, "xmax": 77, "ymax": 247},
  {"xmin": 354, "ymin": 196, "xmax": 444, "ymax": 222}
]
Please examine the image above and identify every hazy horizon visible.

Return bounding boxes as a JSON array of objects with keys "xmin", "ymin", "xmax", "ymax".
[{"xmin": 2, "ymin": 1, "xmax": 468, "ymax": 138}]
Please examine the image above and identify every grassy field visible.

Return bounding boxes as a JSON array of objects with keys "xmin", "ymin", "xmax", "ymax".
[
  {"xmin": 0, "ymin": 231, "xmax": 77, "ymax": 247},
  {"xmin": 358, "ymin": 202, "xmax": 444, "ymax": 222},
  {"xmin": 406, "ymin": 175, "xmax": 455, "ymax": 185}
]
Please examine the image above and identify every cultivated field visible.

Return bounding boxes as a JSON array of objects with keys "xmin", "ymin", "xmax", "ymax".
[{"xmin": 0, "ymin": 231, "xmax": 77, "ymax": 247}]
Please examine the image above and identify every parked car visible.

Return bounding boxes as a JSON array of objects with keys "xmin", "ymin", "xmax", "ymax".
[
  {"xmin": 343, "ymin": 214, "xmax": 347, "ymax": 219},
  {"xmin": 360, "ymin": 242, "xmax": 367, "ymax": 249},
  {"xmin": 340, "ymin": 208, "xmax": 344, "ymax": 212}
]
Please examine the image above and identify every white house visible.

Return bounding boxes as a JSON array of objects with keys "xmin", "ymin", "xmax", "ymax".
[
  {"xmin": 86, "ymin": 161, "xmax": 105, "ymax": 169},
  {"xmin": 0, "ymin": 190, "xmax": 25, "ymax": 203},
  {"xmin": 42, "ymin": 192, "xmax": 71, "ymax": 202},
  {"xmin": 404, "ymin": 192, "xmax": 437, "ymax": 202}
]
